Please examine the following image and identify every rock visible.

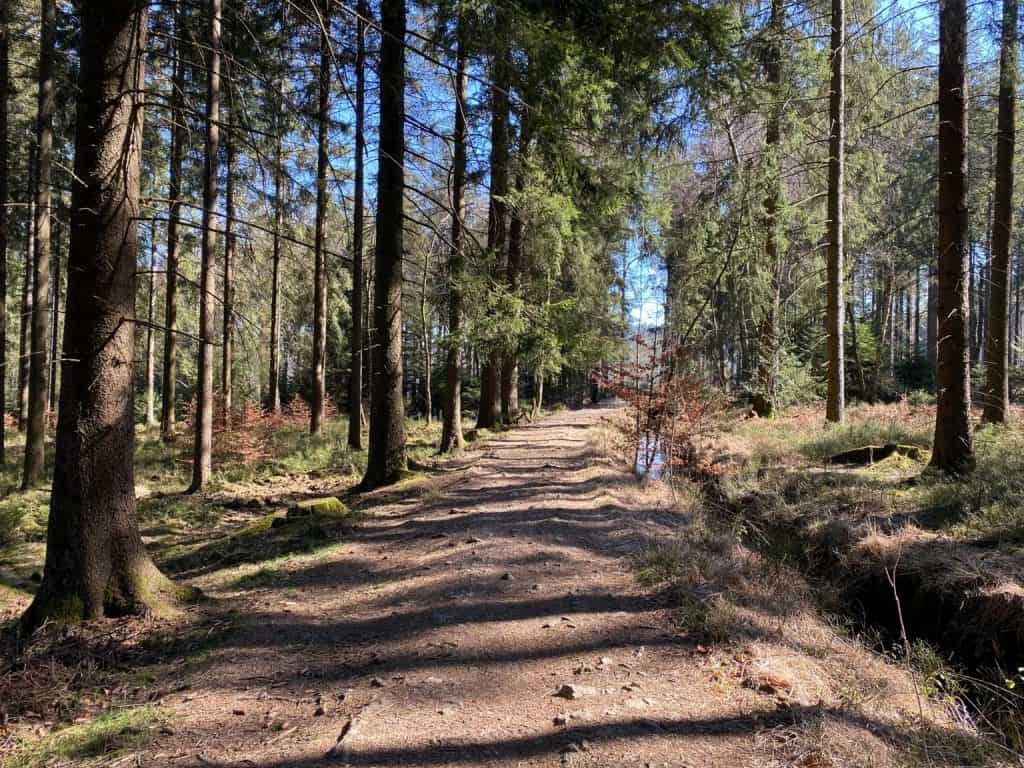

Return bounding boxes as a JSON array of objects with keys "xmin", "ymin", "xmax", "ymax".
[
  {"xmin": 553, "ymin": 713, "xmax": 569, "ymax": 726},
  {"xmin": 369, "ymin": 677, "xmax": 386, "ymax": 688},
  {"xmin": 500, "ymin": 572, "xmax": 513, "ymax": 581},
  {"xmin": 232, "ymin": 708, "xmax": 246, "ymax": 716},
  {"xmin": 466, "ymin": 536, "xmax": 483, "ymax": 544},
  {"xmin": 313, "ymin": 706, "xmax": 326, "ymax": 717},
  {"xmin": 287, "ymin": 497, "xmax": 349, "ymax": 519},
  {"xmin": 555, "ymin": 684, "xmax": 596, "ymax": 700}
]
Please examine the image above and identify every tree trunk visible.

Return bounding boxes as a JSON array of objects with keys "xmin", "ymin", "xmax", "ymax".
[
  {"xmin": 0, "ymin": 0, "xmax": 7, "ymax": 461},
  {"xmin": 927, "ymin": 264, "xmax": 937, "ymax": 364},
  {"xmin": 23, "ymin": 0, "xmax": 57, "ymax": 489},
  {"xmin": 931, "ymin": 0, "xmax": 974, "ymax": 474},
  {"xmin": 914, "ymin": 264, "xmax": 921, "ymax": 355},
  {"xmin": 188, "ymin": 0, "xmax": 221, "ymax": 494},
  {"xmin": 145, "ymin": 232, "xmax": 157, "ymax": 425},
  {"xmin": 440, "ymin": 19, "xmax": 467, "ymax": 453},
  {"xmin": 49, "ymin": 196, "xmax": 61, "ymax": 416},
  {"xmin": 311, "ymin": 0, "xmax": 331, "ymax": 436},
  {"xmin": 756, "ymin": 0, "xmax": 785, "ymax": 418},
  {"xmin": 348, "ymin": 0, "xmax": 367, "ymax": 449},
  {"xmin": 18, "ymin": 185, "xmax": 31, "ymax": 431},
  {"xmin": 23, "ymin": 0, "xmax": 189, "ymax": 631},
  {"xmin": 825, "ymin": 0, "xmax": 845, "ymax": 423},
  {"xmin": 502, "ymin": 170, "xmax": 525, "ymax": 423},
  {"xmin": 983, "ymin": 0, "xmax": 1016, "ymax": 424},
  {"xmin": 161, "ymin": 1, "xmax": 186, "ymax": 441},
  {"xmin": 269, "ymin": 129, "xmax": 283, "ymax": 413},
  {"xmin": 420, "ymin": 245, "xmax": 432, "ymax": 424},
  {"xmin": 477, "ymin": 12, "xmax": 510, "ymax": 430},
  {"xmin": 362, "ymin": 0, "xmax": 406, "ymax": 489},
  {"xmin": 221, "ymin": 128, "xmax": 235, "ymax": 426}
]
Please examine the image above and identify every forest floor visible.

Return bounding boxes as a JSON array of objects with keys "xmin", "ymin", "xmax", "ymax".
[{"xmin": 0, "ymin": 402, "xmax": 1020, "ymax": 767}]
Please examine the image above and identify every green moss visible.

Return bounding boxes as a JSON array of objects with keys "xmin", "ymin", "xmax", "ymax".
[
  {"xmin": 1, "ymin": 706, "xmax": 164, "ymax": 768},
  {"xmin": 288, "ymin": 497, "xmax": 348, "ymax": 519}
]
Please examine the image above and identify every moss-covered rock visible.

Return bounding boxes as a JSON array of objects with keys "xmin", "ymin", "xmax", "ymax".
[{"xmin": 286, "ymin": 497, "xmax": 349, "ymax": 520}]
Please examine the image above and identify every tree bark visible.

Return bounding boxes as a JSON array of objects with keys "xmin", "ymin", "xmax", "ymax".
[
  {"xmin": 18, "ymin": 184, "xmax": 31, "ymax": 432},
  {"xmin": 161, "ymin": 1, "xmax": 186, "ymax": 441},
  {"xmin": 825, "ymin": 0, "xmax": 845, "ymax": 423},
  {"xmin": 145, "ymin": 232, "xmax": 157, "ymax": 425},
  {"xmin": 931, "ymin": 0, "xmax": 974, "ymax": 474},
  {"xmin": 222, "ymin": 130, "xmax": 235, "ymax": 426},
  {"xmin": 269, "ymin": 128, "xmax": 284, "ymax": 413},
  {"xmin": 362, "ymin": 0, "xmax": 406, "ymax": 489},
  {"xmin": 0, "ymin": 0, "xmax": 7, "ymax": 461},
  {"xmin": 982, "ymin": 0, "xmax": 1016, "ymax": 424},
  {"xmin": 23, "ymin": 0, "xmax": 188, "ymax": 631},
  {"xmin": 477, "ymin": 12, "xmax": 510, "ymax": 430},
  {"xmin": 440, "ymin": 18, "xmax": 467, "ymax": 453},
  {"xmin": 348, "ymin": 0, "xmax": 367, "ymax": 449},
  {"xmin": 49, "ymin": 197, "xmax": 61, "ymax": 415},
  {"xmin": 24, "ymin": 0, "xmax": 57, "ymax": 489},
  {"xmin": 311, "ymin": 0, "xmax": 331, "ymax": 435},
  {"xmin": 755, "ymin": 0, "xmax": 785, "ymax": 418},
  {"xmin": 188, "ymin": 0, "xmax": 221, "ymax": 493}
]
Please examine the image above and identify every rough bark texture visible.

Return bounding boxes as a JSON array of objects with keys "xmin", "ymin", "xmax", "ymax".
[
  {"xmin": 161, "ymin": 2, "xmax": 186, "ymax": 441},
  {"xmin": 311, "ymin": 0, "xmax": 331, "ymax": 436},
  {"xmin": 24, "ymin": 0, "xmax": 56, "ymax": 489},
  {"xmin": 362, "ymin": 0, "xmax": 407, "ymax": 489},
  {"xmin": 189, "ymin": 0, "xmax": 221, "ymax": 493},
  {"xmin": 931, "ymin": 0, "xmax": 974, "ymax": 474},
  {"xmin": 439, "ymin": 20, "xmax": 467, "ymax": 454},
  {"xmin": 0, "ymin": 0, "xmax": 8, "ymax": 462},
  {"xmin": 477, "ymin": 14, "xmax": 510, "ymax": 431},
  {"xmin": 347, "ymin": 0, "xmax": 367, "ymax": 449},
  {"xmin": 982, "ymin": 0, "xmax": 1016, "ymax": 425},
  {"xmin": 825, "ymin": 0, "xmax": 845, "ymax": 424},
  {"xmin": 23, "ymin": 0, "xmax": 188, "ymax": 631}
]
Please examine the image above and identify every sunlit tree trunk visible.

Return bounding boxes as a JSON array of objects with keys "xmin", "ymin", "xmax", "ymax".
[
  {"xmin": 362, "ymin": 0, "xmax": 407, "ymax": 488},
  {"xmin": 188, "ymin": 0, "xmax": 222, "ymax": 493},
  {"xmin": 145, "ymin": 233, "xmax": 157, "ymax": 426},
  {"xmin": 348, "ymin": 0, "xmax": 367, "ymax": 449},
  {"xmin": 755, "ymin": 0, "xmax": 785, "ymax": 418},
  {"xmin": 161, "ymin": 1, "xmax": 186, "ymax": 441},
  {"xmin": 24, "ymin": 0, "xmax": 57, "ymax": 489},
  {"xmin": 477, "ymin": 11, "xmax": 510, "ymax": 430},
  {"xmin": 982, "ymin": 0, "xmax": 1016, "ymax": 424},
  {"xmin": 311, "ymin": 0, "xmax": 331, "ymax": 435},
  {"xmin": 221, "ymin": 130, "xmax": 235, "ymax": 427},
  {"xmin": 825, "ymin": 0, "xmax": 845, "ymax": 422},
  {"xmin": 23, "ymin": 0, "xmax": 185, "ymax": 631},
  {"xmin": 440, "ymin": 18, "xmax": 467, "ymax": 453},
  {"xmin": 931, "ymin": 0, "xmax": 974, "ymax": 474}
]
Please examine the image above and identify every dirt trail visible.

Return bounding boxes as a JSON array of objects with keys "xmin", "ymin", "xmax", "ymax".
[{"xmin": 150, "ymin": 405, "xmax": 910, "ymax": 767}]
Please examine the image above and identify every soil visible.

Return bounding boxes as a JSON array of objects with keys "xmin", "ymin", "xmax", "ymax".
[{"xmin": 2, "ymin": 405, "xmax": 969, "ymax": 766}]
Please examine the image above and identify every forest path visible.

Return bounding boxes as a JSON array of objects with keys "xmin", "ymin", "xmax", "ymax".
[{"xmin": 159, "ymin": 405, "xmax": 809, "ymax": 767}]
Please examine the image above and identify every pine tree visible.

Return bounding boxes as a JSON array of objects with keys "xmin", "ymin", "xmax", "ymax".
[
  {"xmin": 362, "ymin": 0, "xmax": 407, "ymax": 488},
  {"xmin": 23, "ymin": 0, "xmax": 185, "ymax": 630}
]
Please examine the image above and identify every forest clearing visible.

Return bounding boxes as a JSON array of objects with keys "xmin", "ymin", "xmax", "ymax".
[{"xmin": 3, "ymin": 0, "xmax": 1024, "ymax": 764}]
